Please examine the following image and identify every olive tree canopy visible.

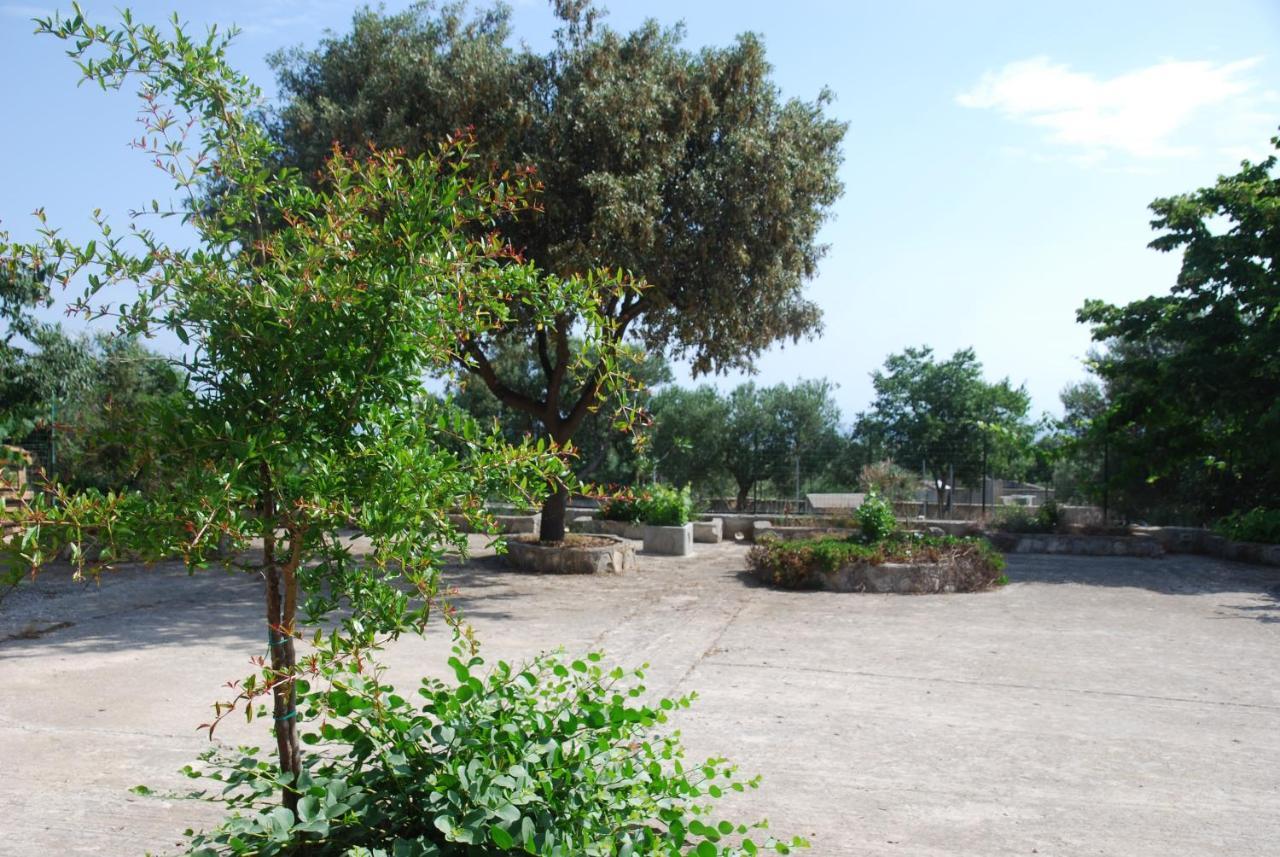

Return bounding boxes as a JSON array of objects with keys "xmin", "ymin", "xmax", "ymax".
[{"xmin": 269, "ymin": 0, "xmax": 847, "ymax": 537}]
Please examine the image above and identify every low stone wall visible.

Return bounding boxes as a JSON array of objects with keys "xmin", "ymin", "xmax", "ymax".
[
  {"xmin": 1132, "ymin": 526, "xmax": 1280, "ymax": 567},
  {"xmin": 571, "ymin": 516, "xmax": 646, "ymax": 541},
  {"xmin": 504, "ymin": 535, "xmax": 635, "ymax": 574},
  {"xmin": 692, "ymin": 519, "xmax": 722, "ymax": 543},
  {"xmin": 448, "ymin": 512, "xmax": 541, "ymax": 535},
  {"xmin": 751, "ymin": 556, "xmax": 1000, "ymax": 594},
  {"xmin": 703, "ymin": 514, "xmax": 772, "ymax": 541},
  {"xmin": 985, "ymin": 526, "xmax": 1280, "ymax": 566},
  {"xmin": 989, "ymin": 532, "xmax": 1164, "ymax": 557},
  {"xmin": 760, "ymin": 525, "xmax": 858, "ymax": 542}
]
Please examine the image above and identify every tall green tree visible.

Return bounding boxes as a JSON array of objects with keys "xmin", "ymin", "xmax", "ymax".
[
  {"xmin": 269, "ymin": 0, "xmax": 847, "ymax": 538},
  {"xmin": 856, "ymin": 346, "xmax": 1032, "ymax": 506},
  {"xmin": 4, "ymin": 8, "xmax": 631, "ymax": 813},
  {"xmin": 1078, "ymin": 131, "xmax": 1280, "ymax": 522},
  {"xmin": 648, "ymin": 384, "xmax": 730, "ymax": 493}
]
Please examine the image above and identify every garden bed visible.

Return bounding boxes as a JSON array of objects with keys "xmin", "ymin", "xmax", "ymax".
[
  {"xmin": 504, "ymin": 533, "xmax": 636, "ymax": 575},
  {"xmin": 748, "ymin": 534, "xmax": 1006, "ymax": 593}
]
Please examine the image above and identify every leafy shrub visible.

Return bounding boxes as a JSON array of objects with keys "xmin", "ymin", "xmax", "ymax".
[
  {"xmin": 599, "ymin": 489, "xmax": 646, "ymax": 522},
  {"xmin": 177, "ymin": 649, "xmax": 805, "ymax": 856},
  {"xmin": 855, "ymin": 491, "xmax": 897, "ymax": 542},
  {"xmin": 1215, "ymin": 507, "xmax": 1280, "ymax": 544},
  {"xmin": 638, "ymin": 484, "xmax": 694, "ymax": 527},
  {"xmin": 990, "ymin": 501, "xmax": 1060, "ymax": 534},
  {"xmin": 748, "ymin": 533, "xmax": 1005, "ymax": 590},
  {"xmin": 857, "ymin": 460, "xmax": 917, "ymax": 501}
]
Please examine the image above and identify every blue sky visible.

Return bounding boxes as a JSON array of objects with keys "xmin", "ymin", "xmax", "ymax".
[{"xmin": 3, "ymin": 0, "xmax": 1278, "ymax": 420}]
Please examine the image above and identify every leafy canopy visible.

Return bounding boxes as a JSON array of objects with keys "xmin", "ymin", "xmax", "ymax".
[{"xmin": 1078, "ymin": 130, "xmax": 1280, "ymax": 520}]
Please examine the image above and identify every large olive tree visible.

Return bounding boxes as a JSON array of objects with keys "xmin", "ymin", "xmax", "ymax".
[{"xmin": 269, "ymin": 0, "xmax": 847, "ymax": 538}]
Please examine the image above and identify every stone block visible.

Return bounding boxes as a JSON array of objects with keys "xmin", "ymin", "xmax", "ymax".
[
  {"xmin": 692, "ymin": 518, "xmax": 722, "ymax": 543},
  {"xmin": 643, "ymin": 523, "xmax": 693, "ymax": 556}
]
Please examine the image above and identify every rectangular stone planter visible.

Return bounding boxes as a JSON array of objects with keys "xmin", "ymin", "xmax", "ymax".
[
  {"xmin": 692, "ymin": 518, "xmax": 723, "ymax": 543},
  {"xmin": 643, "ymin": 522, "xmax": 694, "ymax": 556},
  {"xmin": 572, "ymin": 516, "xmax": 646, "ymax": 540}
]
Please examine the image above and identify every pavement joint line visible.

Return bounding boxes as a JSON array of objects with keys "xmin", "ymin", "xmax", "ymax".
[
  {"xmin": 703, "ymin": 660, "xmax": 1280, "ymax": 712},
  {"xmin": 665, "ymin": 588, "xmax": 759, "ymax": 698}
]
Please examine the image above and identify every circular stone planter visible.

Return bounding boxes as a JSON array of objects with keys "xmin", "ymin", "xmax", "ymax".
[
  {"xmin": 752, "ymin": 558, "xmax": 1000, "ymax": 594},
  {"xmin": 504, "ymin": 534, "xmax": 636, "ymax": 575}
]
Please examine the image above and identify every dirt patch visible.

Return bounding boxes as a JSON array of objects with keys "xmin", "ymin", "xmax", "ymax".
[{"xmin": 514, "ymin": 534, "xmax": 618, "ymax": 549}]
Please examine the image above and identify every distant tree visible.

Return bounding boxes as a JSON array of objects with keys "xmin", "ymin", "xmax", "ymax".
[
  {"xmin": 857, "ymin": 346, "xmax": 1032, "ymax": 506},
  {"xmin": 1078, "ymin": 130, "xmax": 1280, "ymax": 521},
  {"xmin": 858, "ymin": 459, "xmax": 918, "ymax": 501},
  {"xmin": 715, "ymin": 379, "xmax": 843, "ymax": 509},
  {"xmin": 1044, "ymin": 378, "xmax": 1108, "ymax": 504},
  {"xmin": 269, "ymin": 0, "xmax": 847, "ymax": 538},
  {"xmin": 648, "ymin": 385, "xmax": 731, "ymax": 494}
]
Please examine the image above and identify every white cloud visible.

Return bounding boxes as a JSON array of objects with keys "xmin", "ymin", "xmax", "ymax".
[
  {"xmin": 1, "ymin": 4, "xmax": 51, "ymax": 18},
  {"xmin": 958, "ymin": 56, "xmax": 1262, "ymax": 161}
]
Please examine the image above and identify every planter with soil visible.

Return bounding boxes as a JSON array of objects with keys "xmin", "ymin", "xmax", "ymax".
[
  {"xmin": 504, "ymin": 533, "xmax": 636, "ymax": 575},
  {"xmin": 748, "ymin": 534, "xmax": 1006, "ymax": 594}
]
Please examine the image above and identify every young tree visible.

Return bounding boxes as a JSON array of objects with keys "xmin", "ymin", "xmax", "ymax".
[
  {"xmin": 2, "ymin": 8, "xmax": 633, "ymax": 812},
  {"xmin": 857, "ymin": 346, "xmax": 1032, "ymax": 506},
  {"xmin": 1078, "ymin": 131, "xmax": 1280, "ymax": 521},
  {"xmin": 268, "ymin": 0, "xmax": 847, "ymax": 539}
]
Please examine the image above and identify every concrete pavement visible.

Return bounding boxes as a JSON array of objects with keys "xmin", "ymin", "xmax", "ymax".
[{"xmin": 1, "ymin": 540, "xmax": 1277, "ymax": 856}]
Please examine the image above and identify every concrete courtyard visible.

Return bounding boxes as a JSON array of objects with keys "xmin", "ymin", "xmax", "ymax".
[{"xmin": 1, "ymin": 539, "xmax": 1277, "ymax": 856}]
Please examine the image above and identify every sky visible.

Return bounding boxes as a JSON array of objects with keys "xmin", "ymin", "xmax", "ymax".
[{"xmin": 2, "ymin": 0, "xmax": 1278, "ymax": 422}]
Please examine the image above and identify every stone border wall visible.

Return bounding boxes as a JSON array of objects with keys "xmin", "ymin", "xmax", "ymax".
[
  {"xmin": 571, "ymin": 517, "xmax": 646, "ymax": 541},
  {"xmin": 504, "ymin": 535, "xmax": 635, "ymax": 574},
  {"xmin": 988, "ymin": 527, "xmax": 1280, "ymax": 567}
]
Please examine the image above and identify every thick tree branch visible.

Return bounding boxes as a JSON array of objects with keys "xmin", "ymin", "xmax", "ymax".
[{"xmin": 459, "ymin": 339, "xmax": 547, "ymax": 418}]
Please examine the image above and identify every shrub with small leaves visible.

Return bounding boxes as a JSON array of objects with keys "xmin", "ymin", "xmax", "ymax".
[
  {"xmin": 175, "ymin": 648, "xmax": 807, "ymax": 856},
  {"xmin": 638, "ymin": 484, "xmax": 694, "ymax": 527},
  {"xmin": 855, "ymin": 491, "xmax": 897, "ymax": 543},
  {"xmin": 1214, "ymin": 507, "xmax": 1280, "ymax": 545}
]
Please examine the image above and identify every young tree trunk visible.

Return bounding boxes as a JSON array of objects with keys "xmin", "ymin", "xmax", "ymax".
[
  {"xmin": 261, "ymin": 483, "xmax": 301, "ymax": 814},
  {"xmin": 539, "ymin": 484, "xmax": 569, "ymax": 542},
  {"xmin": 735, "ymin": 482, "xmax": 751, "ymax": 513}
]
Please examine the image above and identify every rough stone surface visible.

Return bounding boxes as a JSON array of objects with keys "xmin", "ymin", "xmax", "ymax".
[
  {"xmin": 992, "ymin": 533, "xmax": 1165, "ymax": 557},
  {"xmin": 2, "ymin": 545, "xmax": 1280, "ymax": 856},
  {"xmin": 767, "ymin": 525, "xmax": 858, "ymax": 542},
  {"xmin": 572, "ymin": 516, "xmax": 646, "ymax": 541},
  {"xmin": 692, "ymin": 518, "xmax": 723, "ymax": 543},
  {"xmin": 814, "ymin": 559, "xmax": 990, "ymax": 594},
  {"xmin": 447, "ymin": 512, "xmax": 540, "ymax": 535},
  {"xmin": 642, "ymin": 523, "xmax": 694, "ymax": 556},
  {"xmin": 503, "ymin": 535, "xmax": 635, "ymax": 574}
]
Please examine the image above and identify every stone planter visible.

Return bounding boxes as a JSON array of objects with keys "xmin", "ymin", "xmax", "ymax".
[
  {"xmin": 642, "ymin": 522, "xmax": 693, "ymax": 556},
  {"xmin": 692, "ymin": 518, "xmax": 723, "ymax": 543},
  {"xmin": 504, "ymin": 534, "xmax": 635, "ymax": 574}
]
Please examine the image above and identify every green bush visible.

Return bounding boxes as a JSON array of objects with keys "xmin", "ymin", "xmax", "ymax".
[
  {"xmin": 599, "ymin": 491, "xmax": 645, "ymax": 523},
  {"xmin": 855, "ymin": 491, "xmax": 897, "ymax": 543},
  {"xmin": 178, "ymin": 649, "xmax": 805, "ymax": 856},
  {"xmin": 990, "ymin": 502, "xmax": 1060, "ymax": 534},
  {"xmin": 1215, "ymin": 507, "xmax": 1280, "ymax": 544},
  {"xmin": 748, "ymin": 533, "xmax": 1005, "ymax": 590},
  {"xmin": 638, "ymin": 484, "xmax": 694, "ymax": 527}
]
